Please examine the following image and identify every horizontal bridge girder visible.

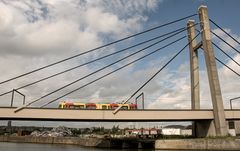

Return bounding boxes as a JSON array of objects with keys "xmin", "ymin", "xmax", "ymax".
[
  {"xmin": 0, "ymin": 108, "xmax": 239, "ymax": 121},
  {"xmin": 193, "ymin": 41, "xmax": 202, "ymax": 51}
]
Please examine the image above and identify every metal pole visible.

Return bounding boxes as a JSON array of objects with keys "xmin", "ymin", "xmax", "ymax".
[
  {"xmin": 14, "ymin": 89, "xmax": 26, "ymax": 105},
  {"xmin": 230, "ymin": 99, "xmax": 233, "ymax": 110},
  {"xmin": 23, "ymin": 95, "xmax": 26, "ymax": 105},
  {"xmin": 135, "ymin": 98, "xmax": 138, "ymax": 108},
  {"xmin": 10, "ymin": 89, "xmax": 15, "ymax": 107},
  {"xmin": 142, "ymin": 92, "xmax": 144, "ymax": 109},
  {"xmin": 229, "ymin": 96, "xmax": 240, "ymax": 110},
  {"xmin": 135, "ymin": 92, "xmax": 144, "ymax": 109}
]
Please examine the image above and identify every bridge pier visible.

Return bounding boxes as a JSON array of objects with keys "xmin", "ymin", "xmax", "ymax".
[{"xmin": 195, "ymin": 120, "xmax": 216, "ymax": 137}]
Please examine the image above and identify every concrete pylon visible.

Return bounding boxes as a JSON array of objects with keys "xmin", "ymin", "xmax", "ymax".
[
  {"xmin": 198, "ymin": 5, "xmax": 227, "ymax": 136},
  {"xmin": 187, "ymin": 20, "xmax": 200, "ymax": 110},
  {"xmin": 187, "ymin": 20, "xmax": 200, "ymax": 137}
]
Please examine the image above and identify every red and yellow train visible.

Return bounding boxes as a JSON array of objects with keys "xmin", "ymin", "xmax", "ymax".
[{"xmin": 58, "ymin": 102, "xmax": 138, "ymax": 110}]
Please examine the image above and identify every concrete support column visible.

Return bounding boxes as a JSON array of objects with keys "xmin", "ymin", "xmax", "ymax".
[
  {"xmin": 187, "ymin": 20, "xmax": 200, "ymax": 110},
  {"xmin": 198, "ymin": 5, "xmax": 227, "ymax": 136},
  {"xmin": 195, "ymin": 120, "xmax": 216, "ymax": 137},
  {"xmin": 187, "ymin": 20, "xmax": 200, "ymax": 137}
]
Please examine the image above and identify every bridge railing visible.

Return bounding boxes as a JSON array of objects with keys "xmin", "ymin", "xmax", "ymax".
[
  {"xmin": 230, "ymin": 96, "xmax": 240, "ymax": 110},
  {"xmin": 10, "ymin": 89, "xmax": 25, "ymax": 107}
]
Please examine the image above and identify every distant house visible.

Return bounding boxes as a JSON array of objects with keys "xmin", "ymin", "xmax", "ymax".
[
  {"xmin": 234, "ymin": 121, "xmax": 240, "ymax": 136},
  {"xmin": 125, "ymin": 128, "xmax": 161, "ymax": 138},
  {"xmin": 228, "ymin": 120, "xmax": 240, "ymax": 136},
  {"xmin": 161, "ymin": 125, "xmax": 192, "ymax": 136},
  {"xmin": 125, "ymin": 125, "xmax": 193, "ymax": 137},
  {"xmin": 161, "ymin": 128, "xmax": 181, "ymax": 135}
]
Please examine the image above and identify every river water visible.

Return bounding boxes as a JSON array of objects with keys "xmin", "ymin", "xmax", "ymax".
[
  {"xmin": 0, "ymin": 142, "xmax": 231, "ymax": 151},
  {"xmin": 0, "ymin": 142, "xmax": 154, "ymax": 151}
]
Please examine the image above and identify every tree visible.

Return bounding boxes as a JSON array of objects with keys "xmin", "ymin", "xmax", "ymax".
[{"xmin": 111, "ymin": 125, "xmax": 120, "ymax": 134}]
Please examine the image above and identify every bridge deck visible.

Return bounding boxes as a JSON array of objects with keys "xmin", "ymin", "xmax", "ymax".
[{"xmin": 0, "ymin": 108, "xmax": 239, "ymax": 121}]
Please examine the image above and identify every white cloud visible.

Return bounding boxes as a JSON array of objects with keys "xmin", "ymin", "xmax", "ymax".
[
  {"xmin": 147, "ymin": 63, "xmax": 191, "ymax": 109},
  {"xmin": 0, "ymin": 0, "xmax": 158, "ymax": 57},
  {"xmin": 212, "ymin": 28, "xmax": 240, "ymax": 53},
  {"xmin": 0, "ymin": 0, "xmax": 161, "ymax": 108}
]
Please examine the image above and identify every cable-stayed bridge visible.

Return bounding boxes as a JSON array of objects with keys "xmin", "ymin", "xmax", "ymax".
[{"xmin": 0, "ymin": 6, "xmax": 239, "ymax": 137}]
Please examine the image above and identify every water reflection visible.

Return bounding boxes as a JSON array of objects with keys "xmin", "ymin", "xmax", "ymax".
[
  {"xmin": 0, "ymin": 142, "xmax": 230, "ymax": 151},
  {"xmin": 0, "ymin": 142, "xmax": 154, "ymax": 151}
]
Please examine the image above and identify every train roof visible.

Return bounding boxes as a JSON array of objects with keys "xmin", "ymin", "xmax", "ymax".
[{"xmin": 59, "ymin": 101, "xmax": 137, "ymax": 105}]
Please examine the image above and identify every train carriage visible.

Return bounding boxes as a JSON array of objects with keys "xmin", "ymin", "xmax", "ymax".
[{"xmin": 58, "ymin": 101, "xmax": 138, "ymax": 110}]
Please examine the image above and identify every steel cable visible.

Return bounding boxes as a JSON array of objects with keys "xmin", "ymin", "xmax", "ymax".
[
  {"xmin": 38, "ymin": 36, "xmax": 187, "ymax": 108},
  {"xmin": 113, "ymin": 32, "xmax": 201, "ymax": 114},
  {"xmin": 16, "ymin": 35, "xmax": 186, "ymax": 108},
  {"xmin": 0, "ymin": 25, "xmax": 196, "ymax": 97},
  {"xmin": 0, "ymin": 13, "xmax": 197, "ymax": 85},
  {"xmin": 210, "ymin": 19, "xmax": 240, "ymax": 45},
  {"xmin": 211, "ymin": 30, "xmax": 240, "ymax": 54},
  {"xmin": 199, "ymin": 48, "xmax": 240, "ymax": 77},
  {"xmin": 212, "ymin": 42, "xmax": 240, "ymax": 67}
]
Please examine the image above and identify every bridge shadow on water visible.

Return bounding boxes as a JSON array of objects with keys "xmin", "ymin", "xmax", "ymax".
[{"xmin": 98, "ymin": 138, "xmax": 155, "ymax": 149}]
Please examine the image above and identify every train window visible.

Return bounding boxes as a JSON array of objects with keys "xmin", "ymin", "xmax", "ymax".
[
  {"xmin": 110, "ymin": 104, "xmax": 118, "ymax": 109},
  {"xmin": 74, "ymin": 105, "xmax": 85, "ymax": 109},
  {"xmin": 86, "ymin": 106, "xmax": 96, "ymax": 109},
  {"xmin": 69, "ymin": 105, "xmax": 75, "ymax": 109},
  {"xmin": 111, "ymin": 106, "xmax": 118, "ymax": 109},
  {"xmin": 86, "ymin": 104, "xmax": 96, "ymax": 109},
  {"xmin": 121, "ymin": 106, "xmax": 128, "ymax": 110},
  {"xmin": 74, "ymin": 106, "xmax": 80, "ymax": 109},
  {"xmin": 102, "ymin": 105, "xmax": 107, "ymax": 109},
  {"xmin": 130, "ymin": 106, "xmax": 137, "ymax": 109},
  {"xmin": 86, "ymin": 103, "xmax": 96, "ymax": 109},
  {"xmin": 79, "ymin": 105, "xmax": 85, "ymax": 109}
]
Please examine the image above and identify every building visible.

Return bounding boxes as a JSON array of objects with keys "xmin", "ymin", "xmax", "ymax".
[{"xmin": 125, "ymin": 128, "xmax": 161, "ymax": 138}]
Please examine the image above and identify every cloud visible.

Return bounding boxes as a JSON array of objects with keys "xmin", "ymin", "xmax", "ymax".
[
  {"xmin": 0, "ymin": 0, "xmax": 158, "ymax": 57},
  {"xmin": 147, "ymin": 63, "xmax": 191, "ymax": 109},
  {"xmin": 212, "ymin": 28, "xmax": 240, "ymax": 53},
  {"xmin": 0, "ymin": 0, "xmax": 161, "ymax": 107}
]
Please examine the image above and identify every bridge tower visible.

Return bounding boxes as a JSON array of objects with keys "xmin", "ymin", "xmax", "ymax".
[
  {"xmin": 187, "ymin": 20, "xmax": 200, "ymax": 137},
  {"xmin": 187, "ymin": 6, "xmax": 228, "ymax": 137}
]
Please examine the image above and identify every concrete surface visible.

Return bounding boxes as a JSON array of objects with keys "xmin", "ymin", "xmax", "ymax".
[{"xmin": 155, "ymin": 138, "xmax": 240, "ymax": 150}]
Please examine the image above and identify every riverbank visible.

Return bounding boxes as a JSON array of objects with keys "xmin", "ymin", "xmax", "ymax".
[
  {"xmin": 155, "ymin": 138, "xmax": 240, "ymax": 150},
  {"xmin": 2, "ymin": 135, "xmax": 240, "ymax": 150},
  {"xmin": 0, "ymin": 136, "xmax": 108, "ymax": 147},
  {"xmin": 0, "ymin": 135, "xmax": 154, "ymax": 149}
]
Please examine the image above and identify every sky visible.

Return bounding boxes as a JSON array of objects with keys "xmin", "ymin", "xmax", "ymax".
[{"xmin": 0, "ymin": 0, "xmax": 239, "ymax": 128}]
